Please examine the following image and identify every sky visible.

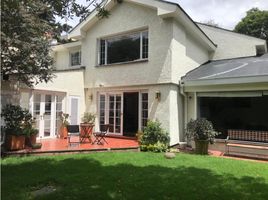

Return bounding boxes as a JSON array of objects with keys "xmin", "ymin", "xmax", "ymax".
[
  {"xmin": 173, "ymin": 0, "xmax": 268, "ymax": 29},
  {"xmin": 66, "ymin": 0, "xmax": 268, "ymax": 30}
]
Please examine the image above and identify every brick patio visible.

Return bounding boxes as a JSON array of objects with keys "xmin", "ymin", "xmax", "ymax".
[{"xmin": 5, "ymin": 136, "xmax": 139, "ymax": 156}]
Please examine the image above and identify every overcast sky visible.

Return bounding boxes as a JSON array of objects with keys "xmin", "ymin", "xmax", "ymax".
[
  {"xmin": 66, "ymin": 0, "xmax": 268, "ymax": 30},
  {"xmin": 170, "ymin": 0, "xmax": 268, "ymax": 29}
]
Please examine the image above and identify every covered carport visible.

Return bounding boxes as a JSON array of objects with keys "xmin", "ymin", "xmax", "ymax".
[{"xmin": 182, "ymin": 54, "xmax": 268, "ymax": 139}]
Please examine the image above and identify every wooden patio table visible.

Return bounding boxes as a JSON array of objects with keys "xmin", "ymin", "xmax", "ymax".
[{"xmin": 80, "ymin": 124, "xmax": 94, "ymax": 143}]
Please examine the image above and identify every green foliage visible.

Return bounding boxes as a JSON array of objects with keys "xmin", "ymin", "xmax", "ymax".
[
  {"xmin": 140, "ymin": 142, "xmax": 169, "ymax": 152},
  {"xmin": 185, "ymin": 118, "xmax": 220, "ymax": 144},
  {"xmin": 81, "ymin": 112, "xmax": 96, "ymax": 124},
  {"xmin": 59, "ymin": 112, "xmax": 70, "ymax": 127},
  {"xmin": 234, "ymin": 8, "xmax": 268, "ymax": 44},
  {"xmin": 1, "ymin": 0, "xmax": 54, "ymax": 86},
  {"xmin": 1, "ymin": 0, "xmax": 124, "ymax": 87},
  {"xmin": 1, "ymin": 104, "xmax": 37, "ymax": 136},
  {"xmin": 139, "ymin": 120, "xmax": 170, "ymax": 152}
]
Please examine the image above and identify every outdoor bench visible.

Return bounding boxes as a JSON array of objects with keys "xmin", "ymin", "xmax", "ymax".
[{"xmin": 225, "ymin": 129, "xmax": 268, "ymax": 159}]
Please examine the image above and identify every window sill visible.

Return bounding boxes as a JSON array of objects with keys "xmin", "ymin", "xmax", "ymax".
[
  {"xmin": 69, "ymin": 65, "xmax": 82, "ymax": 69},
  {"xmin": 95, "ymin": 59, "xmax": 148, "ymax": 67}
]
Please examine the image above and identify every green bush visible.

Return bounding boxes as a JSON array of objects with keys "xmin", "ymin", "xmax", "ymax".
[
  {"xmin": 1, "ymin": 104, "xmax": 37, "ymax": 136},
  {"xmin": 185, "ymin": 118, "xmax": 220, "ymax": 144},
  {"xmin": 139, "ymin": 120, "xmax": 170, "ymax": 152}
]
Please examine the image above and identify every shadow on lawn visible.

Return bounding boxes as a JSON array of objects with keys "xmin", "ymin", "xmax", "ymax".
[{"xmin": 2, "ymin": 157, "xmax": 268, "ymax": 200}]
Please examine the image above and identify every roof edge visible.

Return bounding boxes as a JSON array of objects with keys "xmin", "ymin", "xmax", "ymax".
[{"xmin": 197, "ymin": 22, "xmax": 266, "ymax": 42}]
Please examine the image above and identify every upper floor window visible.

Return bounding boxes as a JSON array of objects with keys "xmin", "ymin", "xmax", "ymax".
[
  {"xmin": 99, "ymin": 30, "xmax": 148, "ymax": 65},
  {"xmin": 70, "ymin": 51, "xmax": 81, "ymax": 66}
]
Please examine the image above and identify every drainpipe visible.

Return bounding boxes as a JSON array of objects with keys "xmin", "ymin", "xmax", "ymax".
[{"xmin": 179, "ymin": 80, "xmax": 188, "ymax": 147}]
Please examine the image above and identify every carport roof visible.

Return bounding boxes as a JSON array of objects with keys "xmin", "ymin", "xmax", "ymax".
[{"xmin": 182, "ymin": 54, "xmax": 268, "ymax": 85}]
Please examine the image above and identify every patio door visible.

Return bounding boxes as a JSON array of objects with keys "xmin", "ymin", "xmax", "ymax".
[
  {"xmin": 99, "ymin": 93, "xmax": 123, "ymax": 134},
  {"xmin": 32, "ymin": 93, "xmax": 64, "ymax": 139},
  {"xmin": 108, "ymin": 94, "xmax": 123, "ymax": 134}
]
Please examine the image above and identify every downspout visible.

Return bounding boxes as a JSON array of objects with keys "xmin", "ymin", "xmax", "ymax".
[
  {"xmin": 179, "ymin": 80, "xmax": 188, "ymax": 145},
  {"xmin": 179, "ymin": 80, "xmax": 187, "ymax": 129}
]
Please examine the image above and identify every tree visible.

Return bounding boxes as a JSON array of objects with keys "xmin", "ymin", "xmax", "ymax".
[
  {"xmin": 1, "ymin": 0, "xmax": 121, "ymax": 87},
  {"xmin": 234, "ymin": 8, "xmax": 268, "ymax": 44}
]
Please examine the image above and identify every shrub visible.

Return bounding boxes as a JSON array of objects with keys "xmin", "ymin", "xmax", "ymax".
[
  {"xmin": 185, "ymin": 118, "xmax": 220, "ymax": 144},
  {"xmin": 139, "ymin": 120, "xmax": 170, "ymax": 152},
  {"xmin": 81, "ymin": 112, "xmax": 96, "ymax": 124},
  {"xmin": 1, "ymin": 104, "xmax": 36, "ymax": 136}
]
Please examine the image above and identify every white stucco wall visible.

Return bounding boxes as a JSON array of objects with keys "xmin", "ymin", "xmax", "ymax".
[
  {"xmin": 82, "ymin": 2, "xmax": 173, "ymax": 88},
  {"xmin": 198, "ymin": 24, "xmax": 267, "ymax": 60},
  {"xmin": 53, "ymin": 45, "xmax": 81, "ymax": 70},
  {"xmin": 33, "ymin": 70, "xmax": 86, "ymax": 122},
  {"xmin": 171, "ymin": 22, "xmax": 210, "ymax": 82}
]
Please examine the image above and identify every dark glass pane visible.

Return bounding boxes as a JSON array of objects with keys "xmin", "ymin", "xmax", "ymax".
[
  {"xmin": 142, "ymin": 102, "xmax": 148, "ymax": 109},
  {"xmin": 100, "ymin": 95, "xmax": 105, "ymax": 101},
  {"xmin": 107, "ymin": 33, "xmax": 140, "ymax": 64},
  {"xmin": 142, "ymin": 93, "xmax": 148, "ymax": 101}
]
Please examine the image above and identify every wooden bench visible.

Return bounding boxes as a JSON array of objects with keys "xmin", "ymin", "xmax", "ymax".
[{"xmin": 225, "ymin": 130, "xmax": 268, "ymax": 159}]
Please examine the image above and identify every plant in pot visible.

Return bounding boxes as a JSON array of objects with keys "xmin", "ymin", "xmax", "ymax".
[
  {"xmin": 185, "ymin": 118, "xmax": 220, "ymax": 155},
  {"xmin": 22, "ymin": 114, "xmax": 38, "ymax": 147},
  {"xmin": 59, "ymin": 112, "xmax": 70, "ymax": 139},
  {"xmin": 1, "ymin": 104, "xmax": 27, "ymax": 150},
  {"xmin": 81, "ymin": 112, "xmax": 96, "ymax": 125},
  {"xmin": 80, "ymin": 112, "xmax": 96, "ymax": 138}
]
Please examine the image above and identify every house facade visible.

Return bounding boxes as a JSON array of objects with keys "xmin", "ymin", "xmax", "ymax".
[{"xmin": 5, "ymin": 0, "xmax": 267, "ymax": 146}]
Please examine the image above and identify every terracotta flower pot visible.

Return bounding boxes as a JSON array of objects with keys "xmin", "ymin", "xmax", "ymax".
[
  {"xmin": 80, "ymin": 123, "xmax": 94, "ymax": 137},
  {"xmin": 194, "ymin": 139, "xmax": 209, "ymax": 155},
  {"xmin": 60, "ymin": 126, "xmax": 68, "ymax": 139},
  {"xmin": 25, "ymin": 135, "xmax": 37, "ymax": 147},
  {"xmin": 5, "ymin": 135, "xmax": 26, "ymax": 151}
]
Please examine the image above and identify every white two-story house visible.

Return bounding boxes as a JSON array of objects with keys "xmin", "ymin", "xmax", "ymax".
[{"xmin": 9, "ymin": 0, "xmax": 267, "ymax": 146}]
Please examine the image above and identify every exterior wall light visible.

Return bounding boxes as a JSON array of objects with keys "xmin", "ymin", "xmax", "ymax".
[{"xmin": 155, "ymin": 91, "xmax": 161, "ymax": 101}]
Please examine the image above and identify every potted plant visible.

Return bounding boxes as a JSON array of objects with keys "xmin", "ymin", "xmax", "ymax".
[
  {"xmin": 185, "ymin": 118, "xmax": 220, "ymax": 155},
  {"xmin": 81, "ymin": 112, "xmax": 96, "ymax": 125},
  {"xmin": 22, "ymin": 114, "xmax": 38, "ymax": 147},
  {"xmin": 1, "ymin": 104, "xmax": 27, "ymax": 150},
  {"xmin": 80, "ymin": 112, "xmax": 95, "ymax": 140},
  {"xmin": 59, "ymin": 112, "xmax": 70, "ymax": 139}
]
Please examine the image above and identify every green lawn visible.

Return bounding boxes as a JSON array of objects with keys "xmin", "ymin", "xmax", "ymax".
[{"xmin": 2, "ymin": 152, "xmax": 268, "ymax": 200}]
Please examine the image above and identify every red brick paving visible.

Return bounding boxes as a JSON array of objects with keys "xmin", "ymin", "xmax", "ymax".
[{"xmin": 6, "ymin": 136, "xmax": 139, "ymax": 155}]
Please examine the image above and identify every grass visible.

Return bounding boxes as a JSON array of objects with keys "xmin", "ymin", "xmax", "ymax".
[{"xmin": 1, "ymin": 152, "xmax": 268, "ymax": 200}]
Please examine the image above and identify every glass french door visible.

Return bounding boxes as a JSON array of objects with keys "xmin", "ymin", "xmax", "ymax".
[
  {"xmin": 99, "ymin": 93, "xmax": 123, "ymax": 134},
  {"xmin": 109, "ymin": 94, "xmax": 123, "ymax": 134},
  {"xmin": 32, "ymin": 93, "xmax": 63, "ymax": 139}
]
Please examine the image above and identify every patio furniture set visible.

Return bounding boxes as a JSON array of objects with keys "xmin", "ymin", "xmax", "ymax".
[{"xmin": 67, "ymin": 124, "xmax": 110, "ymax": 146}]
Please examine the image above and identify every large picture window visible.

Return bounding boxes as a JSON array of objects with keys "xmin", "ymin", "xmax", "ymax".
[{"xmin": 99, "ymin": 30, "xmax": 148, "ymax": 65}]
